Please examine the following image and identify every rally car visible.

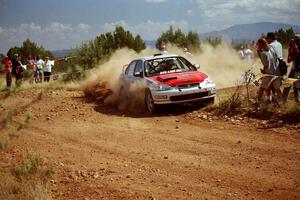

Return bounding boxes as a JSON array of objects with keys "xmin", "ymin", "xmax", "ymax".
[{"xmin": 119, "ymin": 53, "xmax": 216, "ymax": 113}]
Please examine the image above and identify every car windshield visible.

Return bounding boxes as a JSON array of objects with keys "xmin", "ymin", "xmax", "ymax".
[{"xmin": 144, "ymin": 56, "xmax": 196, "ymax": 77}]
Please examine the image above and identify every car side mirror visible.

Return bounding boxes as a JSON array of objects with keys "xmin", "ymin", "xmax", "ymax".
[
  {"xmin": 194, "ymin": 64, "xmax": 200, "ymax": 69},
  {"xmin": 134, "ymin": 71, "xmax": 143, "ymax": 77}
]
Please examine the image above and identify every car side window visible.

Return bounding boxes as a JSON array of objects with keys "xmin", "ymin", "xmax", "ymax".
[
  {"xmin": 126, "ymin": 61, "xmax": 137, "ymax": 76},
  {"xmin": 134, "ymin": 60, "xmax": 143, "ymax": 74}
]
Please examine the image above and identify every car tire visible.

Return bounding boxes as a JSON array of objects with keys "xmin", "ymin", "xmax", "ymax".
[{"xmin": 145, "ymin": 89, "xmax": 159, "ymax": 113}]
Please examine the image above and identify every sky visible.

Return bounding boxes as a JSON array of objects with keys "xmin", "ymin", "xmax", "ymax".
[{"xmin": 0, "ymin": 0, "xmax": 300, "ymax": 53}]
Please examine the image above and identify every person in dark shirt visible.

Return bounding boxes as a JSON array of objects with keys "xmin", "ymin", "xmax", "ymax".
[
  {"xmin": 11, "ymin": 54, "xmax": 24, "ymax": 86},
  {"xmin": 283, "ymin": 35, "xmax": 300, "ymax": 102}
]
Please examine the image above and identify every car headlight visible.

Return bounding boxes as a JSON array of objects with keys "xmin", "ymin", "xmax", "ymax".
[
  {"xmin": 150, "ymin": 83, "xmax": 172, "ymax": 91},
  {"xmin": 202, "ymin": 77, "xmax": 214, "ymax": 85}
]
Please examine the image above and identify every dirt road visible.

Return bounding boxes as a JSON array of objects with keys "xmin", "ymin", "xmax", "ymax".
[{"xmin": 1, "ymin": 88, "xmax": 299, "ymax": 199}]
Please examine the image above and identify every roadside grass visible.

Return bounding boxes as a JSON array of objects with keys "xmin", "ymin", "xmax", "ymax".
[
  {"xmin": 284, "ymin": 101, "xmax": 300, "ymax": 114},
  {"xmin": 209, "ymin": 84, "xmax": 300, "ymax": 127},
  {"xmin": 0, "ymin": 77, "xmax": 81, "ymax": 94},
  {"xmin": 213, "ymin": 86, "xmax": 243, "ymax": 116},
  {"xmin": 0, "ymin": 153, "xmax": 54, "ymax": 200},
  {"xmin": 0, "ymin": 111, "xmax": 32, "ymax": 150},
  {"xmin": 0, "ymin": 77, "xmax": 57, "ymax": 199},
  {"xmin": 0, "ymin": 75, "xmax": 82, "ymax": 150}
]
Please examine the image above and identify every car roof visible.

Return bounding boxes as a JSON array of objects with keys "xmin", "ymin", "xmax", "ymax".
[{"xmin": 138, "ymin": 53, "xmax": 179, "ymax": 61}]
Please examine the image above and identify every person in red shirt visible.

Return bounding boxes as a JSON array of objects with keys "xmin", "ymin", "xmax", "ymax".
[{"xmin": 3, "ymin": 56, "xmax": 12, "ymax": 87}]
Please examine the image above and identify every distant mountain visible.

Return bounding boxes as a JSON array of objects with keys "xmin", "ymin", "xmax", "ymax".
[
  {"xmin": 200, "ymin": 22, "xmax": 300, "ymax": 41},
  {"xmin": 51, "ymin": 49, "xmax": 75, "ymax": 58},
  {"xmin": 145, "ymin": 40, "xmax": 156, "ymax": 48}
]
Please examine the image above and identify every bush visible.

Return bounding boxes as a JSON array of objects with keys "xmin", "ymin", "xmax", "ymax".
[
  {"xmin": 156, "ymin": 26, "xmax": 201, "ymax": 52},
  {"xmin": 0, "ymin": 153, "xmax": 54, "ymax": 200},
  {"xmin": 214, "ymin": 87, "xmax": 242, "ymax": 116},
  {"xmin": 12, "ymin": 153, "xmax": 54, "ymax": 182},
  {"xmin": 74, "ymin": 26, "xmax": 146, "ymax": 69}
]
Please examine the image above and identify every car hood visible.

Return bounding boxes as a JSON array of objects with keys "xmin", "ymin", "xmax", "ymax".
[{"xmin": 148, "ymin": 71, "xmax": 208, "ymax": 86}]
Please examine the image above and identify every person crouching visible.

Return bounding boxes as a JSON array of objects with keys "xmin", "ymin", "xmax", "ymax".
[{"xmin": 256, "ymin": 38, "xmax": 283, "ymax": 104}]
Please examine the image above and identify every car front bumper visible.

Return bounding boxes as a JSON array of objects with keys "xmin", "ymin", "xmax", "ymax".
[{"xmin": 150, "ymin": 84, "xmax": 216, "ymax": 104}]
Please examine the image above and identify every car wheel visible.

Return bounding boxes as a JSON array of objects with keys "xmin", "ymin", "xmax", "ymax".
[{"xmin": 145, "ymin": 89, "xmax": 159, "ymax": 113}]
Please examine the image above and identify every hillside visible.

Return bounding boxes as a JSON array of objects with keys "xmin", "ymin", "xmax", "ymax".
[
  {"xmin": 51, "ymin": 49, "xmax": 75, "ymax": 58},
  {"xmin": 201, "ymin": 22, "xmax": 300, "ymax": 41}
]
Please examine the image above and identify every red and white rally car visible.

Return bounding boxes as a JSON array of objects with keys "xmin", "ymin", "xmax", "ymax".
[{"xmin": 119, "ymin": 54, "xmax": 216, "ymax": 113}]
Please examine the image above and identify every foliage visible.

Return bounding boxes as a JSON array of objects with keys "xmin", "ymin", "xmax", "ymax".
[
  {"xmin": 156, "ymin": 26, "xmax": 201, "ymax": 52},
  {"xmin": 12, "ymin": 153, "xmax": 54, "ymax": 182},
  {"xmin": 214, "ymin": 87, "xmax": 242, "ymax": 116},
  {"xmin": 260, "ymin": 27, "xmax": 295, "ymax": 48},
  {"xmin": 203, "ymin": 37, "xmax": 222, "ymax": 48},
  {"xmin": 6, "ymin": 38, "xmax": 53, "ymax": 64},
  {"xmin": 0, "ymin": 54, "xmax": 4, "ymax": 70},
  {"xmin": 74, "ymin": 26, "xmax": 146, "ymax": 69},
  {"xmin": 0, "ymin": 153, "xmax": 54, "ymax": 200},
  {"xmin": 275, "ymin": 27, "xmax": 296, "ymax": 48}
]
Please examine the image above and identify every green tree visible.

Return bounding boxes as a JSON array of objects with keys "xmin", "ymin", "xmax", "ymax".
[
  {"xmin": 186, "ymin": 31, "xmax": 201, "ymax": 51},
  {"xmin": 134, "ymin": 35, "xmax": 146, "ymax": 53},
  {"xmin": 6, "ymin": 39, "xmax": 53, "ymax": 64},
  {"xmin": 275, "ymin": 27, "xmax": 295, "ymax": 48},
  {"xmin": 74, "ymin": 26, "xmax": 146, "ymax": 69},
  {"xmin": 259, "ymin": 27, "xmax": 295, "ymax": 48},
  {"xmin": 203, "ymin": 37, "xmax": 222, "ymax": 48},
  {"xmin": 156, "ymin": 26, "xmax": 201, "ymax": 52}
]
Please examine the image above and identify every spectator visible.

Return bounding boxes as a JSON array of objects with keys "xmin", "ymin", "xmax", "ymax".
[
  {"xmin": 160, "ymin": 44, "xmax": 168, "ymax": 54},
  {"xmin": 243, "ymin": 45, "xmax": 254, "ymax": 65},
  {"xmin": 266, "ymin": 32, "xmax": 283, "ymax": 59},
  {"xmin": 183, "ymin": 47, "xmax": 193, "ymax": 57},
  {"xmin": 283, "ymin": 35, "xmax": 300, "ymax": 102},
  {"xmin": 11, "ymin": 54, "xmax": 24, "ymax": 86},
  {"xmin": 256, "ymin": 38, "xmax": 282, "ymax": 104},
  {"xmin": 27, "ymin": 55, "xmax": 36, "ymax": 84},
  {"xmin": 43, "ymin": 56, "xmax": 52, "ymax": 82},
  {"xmin": 3, "ymin": 56, "xmax": 12, "ymax": 87},
  {"xmin": 35, "ymin": 55, "xmax": 44, "ymax": 83},
  {"xmin": 238, "ymin": 46, "xmax": 245, "ymax": 59}
]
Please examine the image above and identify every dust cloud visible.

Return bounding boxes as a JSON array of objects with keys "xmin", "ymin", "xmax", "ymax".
[
  {"xmin": 81, "ymin": 48, "xmax": 155, "ymax": 111},
  {"xmin": 166, "ymin": 43, "xmax": 260, "ymax": 88},
  {"xmin": 81, "ymin": 43, "xmax": 260, "ymax": 111}
]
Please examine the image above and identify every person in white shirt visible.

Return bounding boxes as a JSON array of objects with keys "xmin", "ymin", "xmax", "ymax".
[
  {"xmin": 243, "ymin": 46, "xmax": 254, "ymax": 65},
  {"xmin": 160, "ymin": 44, "xmax": 168, "ymax": 54},
  {"xmin": 44, "ymin": 57, "xmax": 53, "ymax": 82},
  {"xmin": 266, "ymin": 32, "xmax": 284, "ymax": 103},
  {"xmin": 35, "ymin": 55, "xmax": 44, "ymax": 83},
  {"xmin": 183, "ymin": 47, "xmax": 193, "ymax": 58},
  {"xmin": 238, "ymin": 46, "xmax": 245, "ymax": 59},
  {"xmin": 267, "ymin": 32, "xmax": 283, "ymax": 59},
  {"xmin": 256, "ymin": 38, "xmax": 282, "ymax": 103}
]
